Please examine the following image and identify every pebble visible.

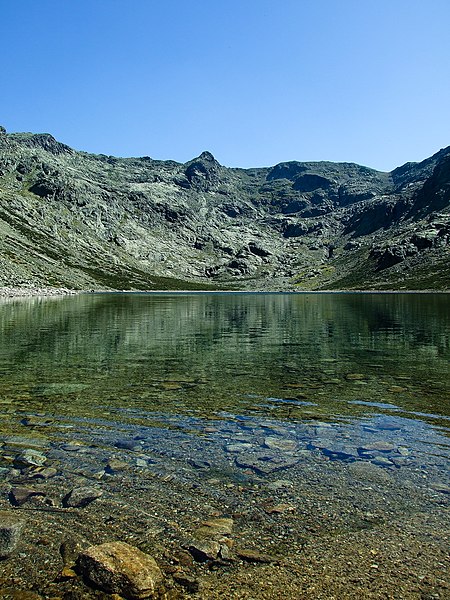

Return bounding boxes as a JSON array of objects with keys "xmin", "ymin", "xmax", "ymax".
[
  {"xmin": 77, "ymin": 541, "xmax": 165, "ymax": 599},
  {"xmin": 0, "ymin": 511, "xmax": 24, "ymax": 557}
]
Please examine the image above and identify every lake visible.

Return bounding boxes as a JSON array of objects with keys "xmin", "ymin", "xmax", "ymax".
[{"xmin": 0, "ymin": 292, "xmax": 449, "ymax": 599}]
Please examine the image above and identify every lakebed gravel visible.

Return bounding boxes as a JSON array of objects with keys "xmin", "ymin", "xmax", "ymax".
[{"xmin": 0, "ymin": 408, "xmax": 448, "ymax": 599}]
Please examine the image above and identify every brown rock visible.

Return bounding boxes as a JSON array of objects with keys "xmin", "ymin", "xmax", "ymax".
[
  {"xmin": 77, "ymin": 541, "xmax": 165, "ymax": 599},
  {"xmin": 9, "ymin": 486, "xmax": 46, "ymax": 506}
]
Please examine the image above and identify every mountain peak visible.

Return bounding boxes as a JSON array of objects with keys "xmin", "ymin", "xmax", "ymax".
[{"xmin": 197, "ymin": 151, "xmax": 216, "ymax": 162}]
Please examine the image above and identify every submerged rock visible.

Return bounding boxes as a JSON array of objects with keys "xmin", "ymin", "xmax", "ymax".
[
  {"xmin": 359, "ymin": 441, "xmax": 395, "ymax": 453},
  {"xmin": 235, "ymin": 451, "xmax": 299, "ymax": 474},
  {"xmin": 62, "ymin": 486, "xmax": 103, "ymax": 508},
  {"xmin": 9, "ymin": 486, "xmax": 46, "ymax": 506},
  {"xmin": 186, "ymin": 517, "xmax": 234, "ymax": 562},
  {"xmin": 187, "ymin": 539, "xmax": 221, "ymax": 562},
  {"xmin": 77, "ymin": 541, "xmax": 165, "ymax": 599},
  {"xmin": 263, "ymin": 436, "xmax": 298, "ymax": 452},
  {"xmin": 14, "ymin": 449, "xmax": 47, "ymax": 468},
  {"xmin": 0, "ymin": 511, "xmax": 24, "ymax": 557}
]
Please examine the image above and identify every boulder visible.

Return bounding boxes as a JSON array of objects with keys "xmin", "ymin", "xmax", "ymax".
[{"xmin": 77, "ymin": 541, "xmax": 165, "ymax": 599}]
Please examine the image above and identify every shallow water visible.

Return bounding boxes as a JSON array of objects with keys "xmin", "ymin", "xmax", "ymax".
[{"xmin": 0, "ymin": 292, "xmax": 449, "ymax": 597}]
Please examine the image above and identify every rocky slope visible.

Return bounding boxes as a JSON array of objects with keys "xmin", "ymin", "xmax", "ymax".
[{"xmin": 0, "ymin": 125, "xmax": 448, "ymax": 290}]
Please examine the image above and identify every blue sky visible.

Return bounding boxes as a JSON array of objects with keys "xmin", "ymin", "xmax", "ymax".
[{"xmin": 1, "ymin": 0, "xmax": 449, "ymax": 170}]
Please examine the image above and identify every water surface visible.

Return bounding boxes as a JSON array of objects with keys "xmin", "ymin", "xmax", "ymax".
[{"xmin": 1, "ymin": 292, "xmax": 449, "ymax": 597}]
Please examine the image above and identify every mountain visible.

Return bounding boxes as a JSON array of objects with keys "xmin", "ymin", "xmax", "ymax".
[{"xmin": 0, "ymin": 126, "xmax": 449, "ymax": 290}]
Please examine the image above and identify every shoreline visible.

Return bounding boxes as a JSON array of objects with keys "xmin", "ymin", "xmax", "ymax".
[
  {"xmin": 0, "ymin": 286, "xmax": 80, "ymax": 298},
  {"xmin": 0, "ymin": 286, "xmax": 448, "ymax": 298}
]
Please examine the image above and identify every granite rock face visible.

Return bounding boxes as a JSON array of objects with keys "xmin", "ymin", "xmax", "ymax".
[{"xmin": 0, "ymin": 127, "xmax": 448, "ymax": 290}]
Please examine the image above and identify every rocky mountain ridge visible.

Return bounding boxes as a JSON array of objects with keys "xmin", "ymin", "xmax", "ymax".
[{"xmin": 0, "ymin": 126, "xmax": 449, "ymax": 290}]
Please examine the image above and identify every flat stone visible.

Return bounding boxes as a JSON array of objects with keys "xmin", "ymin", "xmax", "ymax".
[
  {"xmin": 62, "ymin": 486, "xmax": 103, "ymax": 508},
  {"xmin": 20, "ymin": 416, "xmax": 51, "ymax": 427},
  {"xmin": 359, "ymin": 441, "xmax": 395, "ymax": 453},
  {"xmin": 0, "ymin": 511, "xmax": 24, "ymax": 557},
  {"xmin": 236, "ymin": 548, "xmax": 278, "ymax": 563},
  {"xmin": 266, "ymin": 479, "xmax": 293, "ymax": 491},
  {"xmin": 105, "ymin": 459, "xmax": 128, "ymax": 474},
  {"xmin": 371, "ymin": 456, "xmax": 394, "ymax": 467},
  {"xmin": 225, "ymin": 443, "xmax": 253, "ymax": 453},
  {"xmin": 195, "ymin": 518, "xmax": 233, "ymax": 537},
  {"xmin": 77, "ymin": 541, "xmax": 165, "ymax": 599},
  {"xmin": 187, "ymin": 538, "xmax": 221, "ymax": 562},
  {"xmin": 264, "ymin": 503, "xmax": 295, "ymax": 514},
  {"xmin": 172, "ymin": 572, "xmax": 199, "ymax": 593},
  {"xmin": 264, "ymin": 436, "xmax": 298, "ymax": 452},
  {"xmin": 61, "ymin": 442, "xmax": 86, "ymax": 452},
  {"xmin": 29, "ymin": 466, "xmax": 58, "ymax": 479},
  {"xmin": 114, "ymin": 439, "xmax": 142, "ymax": 451},
  {"xmin": 430, "ymin": 483, "xmax": 450, "ymax": 494},
  {"xmin": 235, "ymin": 452, "xmax": 299, "ymax": 475},
  {"xmin": 14, "ymin": 449, "xmax": 47, "ymax": 468},
  {"xmin": 347, "ymin": 462, "xmax": 392, "ymax": 484}
]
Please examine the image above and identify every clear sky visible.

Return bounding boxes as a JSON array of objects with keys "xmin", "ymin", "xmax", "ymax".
[{"xmin": 1, "ymin": 0, "xmax": 449, "ymax": 171}]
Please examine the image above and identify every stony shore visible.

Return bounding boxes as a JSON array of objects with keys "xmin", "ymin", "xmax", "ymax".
[{"xmin": 0, "ymin": 287, "xmax": 80, "ymax": 298}]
